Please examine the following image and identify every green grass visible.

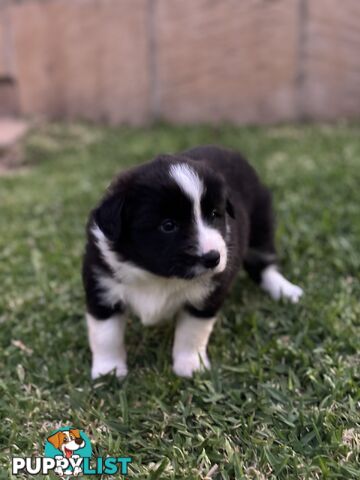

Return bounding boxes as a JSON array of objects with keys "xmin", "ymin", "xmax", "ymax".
[{"xmin": 0, "ymin": 122, "xmax": 359, "ymax": 479}]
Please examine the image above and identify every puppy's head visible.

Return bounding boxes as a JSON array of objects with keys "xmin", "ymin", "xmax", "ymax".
[
  {"xmin": 92, "ymin": 155, "xmax": 234, "ymax": 279},
  {"xmin": 47, "ymin": 429, "xmax": 85, "ymax": 458}
]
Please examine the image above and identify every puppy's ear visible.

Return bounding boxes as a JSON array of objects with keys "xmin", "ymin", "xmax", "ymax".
[
  {"xmin": 226, "ymin": 198, "xmax": 235, "ymax": 219},
  {"xmin": 47, "ymin": 431, "xmax": 64, "ymax": 450},
  {"xmin": 94, "ymin": 194, "xmax": 124, "ymax": 242},
  {"xmin": 70, "ymin": 429, "xmax": 81, "ymax": 438}
]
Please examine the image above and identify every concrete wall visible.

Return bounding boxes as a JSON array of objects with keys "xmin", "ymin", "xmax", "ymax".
[{"xmin": 0, "ymin": 0, "xmax": 359, "ymax": 124}]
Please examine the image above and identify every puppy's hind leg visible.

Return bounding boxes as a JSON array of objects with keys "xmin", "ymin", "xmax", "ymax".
[
  {"xmin": 86, "ymin": 313, "xmax": 128, "ymax": 379},
  {"xmin": 243, "ymin": 187, "xmax": 303, "ymax": 303},
  {"xmin": 260, "ymin": 264, "xmax": 303, "ymax": 303}
]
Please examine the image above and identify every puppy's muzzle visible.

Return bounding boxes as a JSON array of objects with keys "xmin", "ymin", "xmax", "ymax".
[{"xmin": 200, "ymin": 250, "xmax": 220, "ymax": 269}]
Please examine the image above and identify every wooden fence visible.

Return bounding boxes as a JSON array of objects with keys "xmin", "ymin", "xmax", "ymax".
[{"xmin": 1, "ymin": 0, "xmax": 360, "ymax": 124}]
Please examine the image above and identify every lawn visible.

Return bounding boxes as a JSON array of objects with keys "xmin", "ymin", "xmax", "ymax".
[{"xmin": 0, "ymin": 123, "xmax": 359, "ymax": 479}]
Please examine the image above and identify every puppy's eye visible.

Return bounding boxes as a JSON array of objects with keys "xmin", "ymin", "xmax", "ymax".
[
  {"xmin": 160, "ymin": 219, "xmax": 178, "ymax": 233},
  {"xmin": 210, "ymin": 209, "xmax": 221, "ymax": 220}
]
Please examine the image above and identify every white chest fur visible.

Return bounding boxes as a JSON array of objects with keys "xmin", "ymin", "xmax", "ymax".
[
  {"xmin": 96, "ymin": 265, "xmax": 212, "ymax": 326},
  {"xmin": 92, "ymin": 225, "xmax": 213, "ymax": 324}
]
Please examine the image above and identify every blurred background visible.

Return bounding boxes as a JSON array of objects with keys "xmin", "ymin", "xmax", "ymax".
[{"xmin": 1, "ymin": 0, "xmax": 360, "ymax": 127}]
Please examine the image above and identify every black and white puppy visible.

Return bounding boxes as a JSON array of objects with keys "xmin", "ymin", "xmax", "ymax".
[{"xmin": 83, "ymin": 145, "xmax": 303, "ymax": 378}]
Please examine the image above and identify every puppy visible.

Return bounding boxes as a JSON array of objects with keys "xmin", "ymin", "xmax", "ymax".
[
  {"xmin": 83, "ymin": 145, "xmax": 303, "ymax": 378},
  {"xmin": 47, "ymin": 429, "xmax": 85, "ymax": 459},
  {"xmin": 47, "ymin": 429, "xmax": 85, "ymax": 475}
]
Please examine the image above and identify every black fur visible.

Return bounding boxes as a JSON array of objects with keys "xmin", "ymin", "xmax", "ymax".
[{"xmin": 82, "ymin": 145, "xmax": 277, "ymax": 320}]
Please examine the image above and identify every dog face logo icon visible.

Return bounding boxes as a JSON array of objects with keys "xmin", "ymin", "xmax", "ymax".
[
  {"xmin": 44, "ymin": 427, "xmax": 92, "ymax": 476},
  {"xmin": 47, "ymin": 429, "xmax": 85, "ymax": 459}
]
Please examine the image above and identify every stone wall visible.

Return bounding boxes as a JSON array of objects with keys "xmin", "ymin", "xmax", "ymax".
[{"xmin": 0, "ymin": 0, "xmax": 359, "ymax": 124}]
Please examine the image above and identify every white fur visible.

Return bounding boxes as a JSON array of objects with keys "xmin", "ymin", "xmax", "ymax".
[
  {"xmin": 173, "ymin": 311, "xmax": 216, "ymax": 377},
  {"xmin": 261, "ymin": 265, "xmax": 303, "ymax": 303},
  {"xmin": 87, "ymin": 312, "xmax": 128, "ymax": 379},
  {"xmin": 92, "ymin": 225, "xmax": 214, "ymax": 326},
  {"xmin": 92, "ymin": 224, "xmax": 122, "ymax": 274},
  {"xmin": 169, "ymin": 163, "xmax": 204, "ymax": 203},
  {"xmin": 170, "ymin": 163, "xmax": 227, "ymax": 273},
  {"xmin": 96, "ymin": 267, "xmax": 212, "ymax": 326},
  {"xmin": 197, "ymin": 218, "xmax": 227, "ymax": 273}
]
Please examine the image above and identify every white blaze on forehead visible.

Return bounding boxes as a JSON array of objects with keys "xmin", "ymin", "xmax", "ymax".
[
  {"xmin": 169, "ymin": 163, "xmax": 227, "ymax": 273},
  {"xmin": 169, "ymin": 163, "xmax": 204, "ymax": 207}
]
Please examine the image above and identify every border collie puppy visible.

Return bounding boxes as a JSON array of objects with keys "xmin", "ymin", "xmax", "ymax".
[{"xmin": 83, "ymin": 145, "xmax": 303, "ymax": 378}]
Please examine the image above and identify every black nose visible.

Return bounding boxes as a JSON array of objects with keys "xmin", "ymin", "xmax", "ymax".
[
  {"xmin": 75, "ymin": 438, "xmax": 83, "ymax": 445},
  {"xmin": 201, "ymin": 250, "xmax": 220, "ymax": 269}
]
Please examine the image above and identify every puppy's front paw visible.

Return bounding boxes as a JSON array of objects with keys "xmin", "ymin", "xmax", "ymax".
[
  {"xmin": 173, "ymin": 352, "xmax": 210, "ymax": 378},
  {"xmin": 91, "ymin": 357, "xmax": 128, "ymax": 380},
  {"xmin": 280, "ymin": 282, "xmax": 303, "ymax": 303}
]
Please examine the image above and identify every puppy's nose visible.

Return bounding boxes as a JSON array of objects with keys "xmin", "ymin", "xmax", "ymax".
[
  {"xmin": 201, "ymin": 250, "xmax": 220, "ymax": 269},
  {"xmin": 75, "ymin": 438, "xmax": 84, "ymax": 445}
]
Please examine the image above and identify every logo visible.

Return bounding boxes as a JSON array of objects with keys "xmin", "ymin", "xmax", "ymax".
[{"xmin": 12, "ymin": 427, "xmax": 132, "ymax": 476}]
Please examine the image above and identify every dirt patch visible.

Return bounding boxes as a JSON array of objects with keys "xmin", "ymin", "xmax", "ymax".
[{"xmin": 0, "ymin": 118, "xmax": 29, "ymax": 175}]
